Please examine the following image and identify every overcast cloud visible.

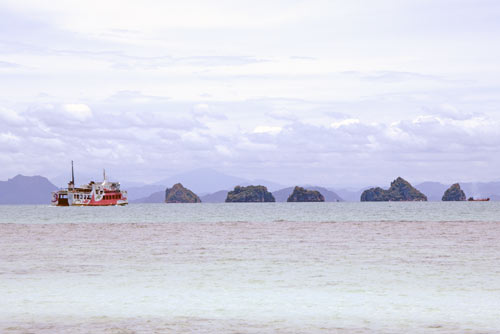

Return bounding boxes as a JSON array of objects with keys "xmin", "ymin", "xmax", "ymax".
[{"xmin": 1, "ymin": 0, "xmax": 500, "ymax": 187}]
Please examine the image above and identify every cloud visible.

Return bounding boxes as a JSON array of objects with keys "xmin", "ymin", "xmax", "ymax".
[
  {"xmin": 0, "ymin": 132, "xmax": 21, "ymax": 145},
  {"xmin": 1, "ymin": 1, "xmax": 500, "ymax": 185},
  {"xmin": 192, "ymin": 103, "xmax": 228, "ymax": 120},
  {"xmin": 24, "ymin": 103, "xmax": 93, "ymax": 127},
  {"xmin": 330, "ymin": 118, "xmax": 360, "ymax": 129},
  {"xmin": 346, "ymin": 71, "xmax": 443, "ymax": 83},
  {"xmin": 420, "ymin": 104, "xmax": 479, "ymax": 121},
  {"xmin": 62, "ymin": 103, "xmax": 92, "ymax": 120},
  {"xmin": 253, "ymin": 126, "xmax": 282, "ymax": 135},
  {"xmin": 2, "ymin": 94, "xmax": 500, "ymax": 186},
  {"xmin": 0, "ymin": 107, "xmax": 25, "ymax": 126},
  {"xmin": 109, "ymin": 54, "xmax": 267, "ymax": 70},
  {"xmin": 0, "ymin": 60, "xmax": 21, "ymax": 68}
]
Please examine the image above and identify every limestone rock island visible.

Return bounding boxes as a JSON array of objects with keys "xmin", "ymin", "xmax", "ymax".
[
  {"xmin": 165, "ymin": 183, "xmax": 201, "ymax": 203},
  {"xmin": 225, "ymin": 185, "xmax": 275, "ymax": 202},
  {"xmin": 442, "ymin": 183, "xmax": 466, "ymax": 201},
  {"xmin": 287, "ymin": 186, "xmax": 325, "ymax": 202},
  {"xmin": 360, "ymin": 177, "xmax": 427, "ymax": 202}
]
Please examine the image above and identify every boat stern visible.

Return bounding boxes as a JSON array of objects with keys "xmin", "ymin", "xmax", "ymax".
[{"xmin": 52, "ymin": 190, "xmax": 69, "ymax": 206}]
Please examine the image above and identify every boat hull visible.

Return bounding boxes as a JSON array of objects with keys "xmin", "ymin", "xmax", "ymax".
[{"xmin": 51, "ymin": 189, "xmax": 128, "ymax": 206}]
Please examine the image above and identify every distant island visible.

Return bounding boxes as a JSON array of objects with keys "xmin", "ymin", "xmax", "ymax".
[
  {"xmin": 225, "ymin": 185, "xmax": 275, "ymax": 202},
  {"xmin": 273, "ymin": 186, "xmax": 342, "ymax": 202},
  {"xmin": 361, "ymin": 177, "xmax": 427, "ymax": 202},
  {"xmin": 287, "ymin": 186, "xmax": 324, "ymax": 202},
  {"xmin": 442, "ymin": 183, "xmax": 466, "ymax": 201},
  {"xmin": 165, "ymin": 183, "xmax": 201, "ymax": 203}
]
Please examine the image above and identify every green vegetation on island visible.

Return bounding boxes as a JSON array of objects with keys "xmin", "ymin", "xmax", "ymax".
[
  {"xmin": 360, "ymin": 177, "xmax": 427, "ymax": 202},
  {"xmin": 165, "ymin": 183, "xmax": 201, "ymax": 203},
  {"xmin": 225, "ymin": 185, "xmax": 275, "ymax": 202},
  {"xmin": 442, "ymin": 183, "xmax": 466, "ymax": 201},
  {"xmin": 287, "ymin": 186, "xmax": 325, "ymax": 202}
]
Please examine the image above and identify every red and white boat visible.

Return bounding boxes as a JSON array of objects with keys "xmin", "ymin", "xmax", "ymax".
[{"xmin": 51, "ymin": 162, "xmax": 128, "ymax": 206}]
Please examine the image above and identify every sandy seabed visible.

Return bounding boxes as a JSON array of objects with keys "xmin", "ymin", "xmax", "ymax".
[{"xmin": 1, "ymin": 221, "xmax": 500, "ymax": 333}]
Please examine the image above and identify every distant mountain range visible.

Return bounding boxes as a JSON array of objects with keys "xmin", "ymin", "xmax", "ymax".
[
  {"xmin": 3, "ymin": 170, "xmax": 500, "ymax": 204},
  {"xmin": 331, "ymin": 188, "xmax": 368, "ymax": 202},
  {"xmin": 0, "ymin": 175, "xmax": 58, "ymax": 204},
  {"xmin": 153, "ymin": 168, "xmax": 286, "ymax": 193},
  {"xmin": 127, "ymin": 168, "xmax": 285, "ymax": 201},
  {"xmin": 200, "ymin": 190, "xmax": 229, "ymax": 203},
  {"xmin": 127, "ymin": 184, "xmax": 166, "ymax": 201},
  {"xmin": 130, "ymin": 191, "xmax": 164, "ymax": 203},
  {"xmin": 414, "ymin": 182, "xmax": 449, "ymax": 201},
  {"xmin": 134, "ymin": 186, "xmax": 343, "ymax": 203}
]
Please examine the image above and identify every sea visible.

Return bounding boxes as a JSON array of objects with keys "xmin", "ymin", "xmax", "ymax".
[{"xmin": 1, "ymin": 202, "xmax": 500, "ymax": 333}]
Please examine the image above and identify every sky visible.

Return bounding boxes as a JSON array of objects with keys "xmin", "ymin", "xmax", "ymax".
[{"xmin": 1, "ymin": 0, "xmax": 500, "ymax": 188}]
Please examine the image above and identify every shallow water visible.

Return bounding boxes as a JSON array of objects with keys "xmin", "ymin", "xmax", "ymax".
[
  {"xmin": 1, "ymin": 203, "xmax": 500, "ymax": 333},
  {"xmin": 1, "ymin": 201, "xmax": 500, "ymax": 224}
]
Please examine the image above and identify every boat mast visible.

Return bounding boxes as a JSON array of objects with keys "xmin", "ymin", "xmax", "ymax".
[{"xmin": 69, "ymin": 160, "xmax": 75, "ymax": 190}]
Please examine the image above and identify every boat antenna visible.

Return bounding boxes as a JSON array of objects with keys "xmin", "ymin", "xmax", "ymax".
[
  {"xmin": 71, "ymin": 160, "xmax": 75, "ymax": 186},
  {"xmin": 103, "ymin": 168, "xmax": 106, "ymax": 182}
]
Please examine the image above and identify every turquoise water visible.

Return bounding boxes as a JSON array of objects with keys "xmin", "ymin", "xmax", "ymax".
[
  {"xmin": 1, "ymin": 202, "xmax": 500, "ymax": 224},
  {"xmin": 1, "ymin": 203, "xmax": 500, "ymax": 333}
]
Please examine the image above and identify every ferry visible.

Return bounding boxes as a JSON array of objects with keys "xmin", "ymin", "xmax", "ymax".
[{"xmin": 51, "ymin": 161, "xmax": 128, "ymax": 206}]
